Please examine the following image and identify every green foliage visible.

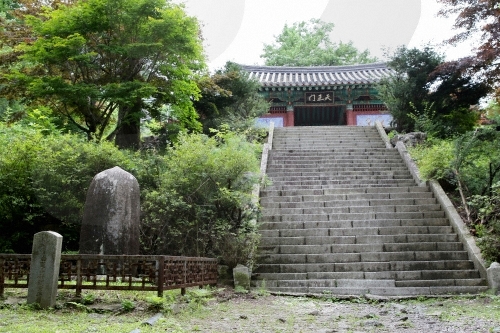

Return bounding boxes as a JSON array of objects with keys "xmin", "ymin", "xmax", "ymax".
[
  {"xmin": 1, "ymin": 0, "xmax": 205, "ymax": 146},
  {"xmin": 0, "ymin": 123, "xmax": 136, "ymax": 252},
  {"xmin": 469, "ymin": 182, "xmax": 500, "ymax": 264},
  {"xmin": 141, "ymin": 129, "xmax": 261, "ymax": 266},
  {"xmin": 146, "ymin": 296, "xmax": 165, "ymax": 311},
  {"xmin": 0, "ymin": 113, "xmax": 261, "ymax": 264},
  {"xmin": 411, "ymin": 125, "xmax": 500, "ymax": 263},
  {"xmin": 261, "ymin": 19, "xmax": 377, "ymax": 66},
  {"xmin": 195, "ymin": 62, "xmax": 269, "ymax": 134},
  {"xmin": 120, "ymin": 299, "xmax": 135, "ymax": 312},
  {"xmin": 408, "ymin": 102, "xmax": 440, "ymax": 138},
  {"xmin": 409, "ymin": 139, "xmax": 454, "ymax": 181},
  {"xmin": 379, "ymin": 46, "xmax": 487, "ymax": 137},
  {"xmin": 80, "ymin": 293, "xmax": 96, "ymax": 305},
  {"xmin": 378, "ymin": 46, "xmax": 443, "ymax": 132}
]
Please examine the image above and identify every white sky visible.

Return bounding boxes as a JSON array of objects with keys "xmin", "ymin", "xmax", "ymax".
[{"xmin": 176, "ymin": 0, "xmax": 477, "ymax": 70}]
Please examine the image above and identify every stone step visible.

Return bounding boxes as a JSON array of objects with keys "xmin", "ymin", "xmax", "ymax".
[
  {"xmin": 395, "ymin": 278, "xmax": 486, "ymax": 287},
  {"xmin": 269, "ymin": 171, "xmax": 413, "ymax": 180},
  {"xmin": 268, "ymin": 159, "xmax": 406, "ymax": 166},
  {"xmin": 270, "ymin": 286, "xmax": 490, "ymax": 296},
  {"xmin": 268, "ymin": 175, "xmax": 415, "ymax": 185},
  {"xmin": 269, "ymin": 149, "xmax": 401, "ymax": 161},
  {"xmin": 273, "ymin": 141, "xmax": 385, "ymax": 150},
  {"xmin": 258, "ymin": 251, "xmax": 469, "ymax": 265},
  {"xmin": 269, "ymin": 154, "xmax": 402, "ymax": 160},
  {"xmin": 269, "ymin": 147, "xmax": 399, "ymax": 153},
  {"xmin": 266, "ymin": 171, "xmax": 411, "ymax": 178},
  {"xmin": 260, "ymin": 211, "xmax": 446, "ymax": 223},
  {"xmin": 259, "ymin": 218, "xmax": 450, "ymax": 231},
  {"xmin": 265, "ymin": 181, "xmax": 419, "ymax": 191},
  {"xmin": 259, "ymin": 278, "xmax": 488, "ymax": 289},
  {"xmin": 256, "ymin": 269, "xmax": 482, "ymax": 282},
  {"xmin": 266, "ymin": 166, "xmax": 410, "ymax": 173},
  {"xmin": 263, "ymin": 198, "xmax": 437, "ymax": 209},
  {"xmin": 255, "ymin": 260, "xmax": 476, "ymax": 274},
  {"xmin": 260, "ymin": 191, "xmax": 435, "ymax": 204},
  {"xmin": 262, "ymin": 204, "xmax": 442, "ymax": 216},
  {"xmin": 260, "ymin": 186, "xmax": 431, "ymax": 198},
  {"xmin": 259, "ymin": 233, "xmax": 460, "ymax": 246},
  {"xmin": 268, "ymin": 242, "xmax": 464, "ymax": 254}
]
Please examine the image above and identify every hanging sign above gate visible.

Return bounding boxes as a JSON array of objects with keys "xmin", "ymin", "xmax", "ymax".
[{"xmin": 305, "ymin": 91, "xmax": 334, "ymax": 104}]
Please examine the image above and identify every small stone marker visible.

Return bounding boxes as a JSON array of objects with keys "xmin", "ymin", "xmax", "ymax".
[
  {"xmin": 487, "ymin": 262, "xmax": 500, "ymax": 292},
  {"xmin": 27, "ymin": 231, "xmax": 63, "ymax": 309},
  {"xmin": 233, "ymin": 264, "xmax": 251, "ymax": 290},
  {"xmin": 79, "ymin": 166, "xmax": 140, "ymax": 255}
]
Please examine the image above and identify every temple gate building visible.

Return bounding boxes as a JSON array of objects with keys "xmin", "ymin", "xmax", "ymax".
[{"xmin": 241, "ymin": 62, "xmax": 394, "ymax": 127}]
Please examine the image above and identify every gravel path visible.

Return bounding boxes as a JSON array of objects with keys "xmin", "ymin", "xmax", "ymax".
[{"xmin": 169, "ymin": 291, "xmax": 500, "ymax": 333}]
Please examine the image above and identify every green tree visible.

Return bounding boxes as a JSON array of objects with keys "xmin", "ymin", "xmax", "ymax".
[
  {"xmin": 378, "ymin": 46, "xmax": 443, "ymax": 132},
  {"xmin": 261, "ymin": 19, "xmax": 377, "ymax": 66},
  {"xmin": 195, "ymin": 62, "xmax": 269, "ymax": 133},
  {"xmin": 379, "ymin": 46, "xmax": 488, "ymax": 137},
  {"xmin": 141, "ymin": 130, "xmax": 261, "ymax": 267},
  {"xmin": 0, "ymin": 123, "xmax": 137, "ymax": 252},
  {"xmin": 1, "ymin": 0, "xmax": 205, "ymax": 148},
  {"xmin": 438, "ymin": 0, "xmax": 500, "ymax": 98}
]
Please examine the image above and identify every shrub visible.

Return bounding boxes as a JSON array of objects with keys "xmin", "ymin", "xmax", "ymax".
[
  {"xmin": 0, "ymin": 124, "xmax": 137, "ymax": 252},
  {"xmin": 140, "ymin": 130, "xmax": 261, "ymax": 267}
]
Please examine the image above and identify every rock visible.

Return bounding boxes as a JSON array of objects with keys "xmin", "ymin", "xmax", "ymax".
[
  {"xmin": 79, "ymin": 166, "xmax": 140, "ymax": 255},
  {"xmin": 308, "ymin": 310, "xmax": 320, "ymax": 316},
  {"xmin": 390, "ymin": 132, "xmax": 427, "ymax": 147},
  {"xmin": 362, "ymin": 320, "xmax": 384, "ymax": 327},
  {"xmin": 233, "ymin": 265, "xmax": 251, "ymax": 290}
]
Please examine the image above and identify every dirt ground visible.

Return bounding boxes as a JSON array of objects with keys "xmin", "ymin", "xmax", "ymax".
[
  {"xmin": 1, "ymin": 289, "xmax": 500, "ymax": 332},
  {"xmin": 175, "ymin": 290, "xmax": 500, "ymax": 333}
]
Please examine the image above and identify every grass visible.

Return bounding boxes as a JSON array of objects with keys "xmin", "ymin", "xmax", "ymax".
[
  {"xmin": 0, "ymin": 287, "xmax": 216, "ymax": 333},
  {"xmin": 1, "ymin": 289, "xmax": 500, "ymax": 332}
]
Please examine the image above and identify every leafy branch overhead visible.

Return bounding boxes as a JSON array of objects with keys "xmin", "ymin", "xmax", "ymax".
[
  {"xmin": 0, "ymin": 0, "xmax": 205, "ymax": 148},
  {"xmin": 261, "ymin": 19, "xmax": 377, "ymax": 67},
  {"xmin": 437, "ymin": 0, "xmax": 500, "ymax": 98}
]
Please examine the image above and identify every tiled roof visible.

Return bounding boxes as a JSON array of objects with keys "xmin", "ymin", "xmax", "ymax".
[{"xmin": 241, "ymin": 63, "xmax": 393, "ymax": 87}]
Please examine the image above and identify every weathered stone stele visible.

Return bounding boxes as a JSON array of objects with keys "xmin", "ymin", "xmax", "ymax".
[
  {"xmin": 79, "ymin": 166, "xmax": 140, "ymax": 255},
  {"xmin": 27, "ymin": 231, "xmax": 63, "ymax": 309}
]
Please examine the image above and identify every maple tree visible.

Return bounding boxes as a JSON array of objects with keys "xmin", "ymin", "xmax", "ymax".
[
  {"xmin": 437, "ymin": 0, "xmax": 500, "ymax": 97},
  {"xmin": 1, "ymin": 0, "xmax": 204, "ymax": 149}
]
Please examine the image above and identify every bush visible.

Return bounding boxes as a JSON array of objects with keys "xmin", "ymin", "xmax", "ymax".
[
  {"xmin": 0, "ymin": 124, "xmax": 137, "ymax": 252},
  {"xmin": 469, "ymin": 182, "xmax": 500, "ymax": 264},
  {"xmin": 0, "ymin": 123, "xmax": 262, "ymax": 267},
  {"xmin": 140, "ymin": 130, "xmax": 261, "ymax": 267}
]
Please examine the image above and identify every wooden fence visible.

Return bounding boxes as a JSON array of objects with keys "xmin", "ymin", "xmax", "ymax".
[{"xmin": 0, "ymin": 254, "xmax": 217, "ymax": 297}]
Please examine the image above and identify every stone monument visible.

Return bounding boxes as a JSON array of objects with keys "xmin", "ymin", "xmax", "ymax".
[
  {"xmin": 27, "ymin": 231, "xmax": 63, "ymax": 309},
  {"xmin": 79, "ymin": 166, "xmax": 140, "ymax": 255}
]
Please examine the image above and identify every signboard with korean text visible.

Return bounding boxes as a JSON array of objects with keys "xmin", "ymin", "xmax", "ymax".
[{"xmin": 305, "ymin": 92, "xmax": 334, "ymax": 104}]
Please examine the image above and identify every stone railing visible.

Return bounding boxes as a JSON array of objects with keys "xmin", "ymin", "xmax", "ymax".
[{"xmin": 0, "ymin": 254, "xmax": 217, "ymax": 297}]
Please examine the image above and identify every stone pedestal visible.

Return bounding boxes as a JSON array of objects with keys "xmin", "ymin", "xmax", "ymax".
[{"xmin": 27, "ymin": 231, "xmax": 63, "ymax": 309}]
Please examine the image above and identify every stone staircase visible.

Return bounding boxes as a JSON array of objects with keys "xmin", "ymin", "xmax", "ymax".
[{"xmin": 255, "ymin": 126, "xmax": 488, "ymax": 296}]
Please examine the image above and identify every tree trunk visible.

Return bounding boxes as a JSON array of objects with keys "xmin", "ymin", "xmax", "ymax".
[{"xmin": 115, "ymin": 100, "xmax": 142, "ymax": 150}]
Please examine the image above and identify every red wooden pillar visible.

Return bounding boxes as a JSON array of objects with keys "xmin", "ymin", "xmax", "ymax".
[{"xmin": 346, "ymin": 104, "xmax": 355, "ymax": 126}]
